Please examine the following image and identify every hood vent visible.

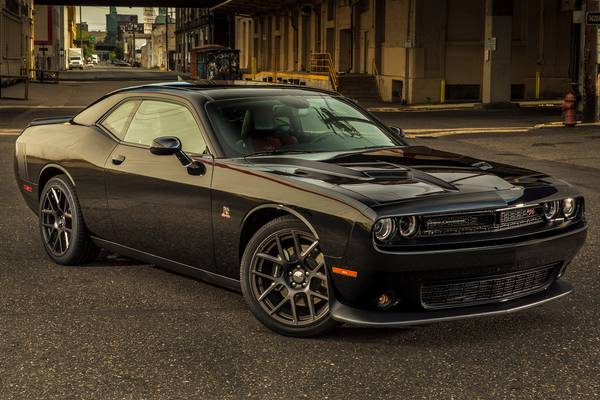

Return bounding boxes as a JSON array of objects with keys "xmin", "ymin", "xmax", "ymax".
[{"xmin": 339, "ymin": 162, "xmax": 411, "ymax": 180}]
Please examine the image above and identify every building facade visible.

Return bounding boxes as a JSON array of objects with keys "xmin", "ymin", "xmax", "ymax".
[
  {"xmin": 227, "ymin": 0, "xmax": 577, "ymax": 104},
  {"xmin": 174, "ymin": 8, "xmax": 234, "ymax": 73},
  {"xmin": 143, "ymin": 7, "xmax": 155, "ymax": 34},
  {"xmin": 32, "ymin": 5, "xmax": 77, "ymax": 72},
  {"xmin": 141, "ymin": 23, "xmax": 175, "ymax": 69},
  {"xmin": 1, "ymin": 0, "xmax": 33, "ymax": 78}
]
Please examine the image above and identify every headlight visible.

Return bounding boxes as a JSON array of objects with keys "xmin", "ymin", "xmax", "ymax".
[
  {"xmin": 398, "ymin": 216, "xmax": 419, "ymax": 238},
  {"xmin": 542, "ymin": 201, "xmax": 560, "ymax": 220},
  {"xmin": 562, "ymin": 198, "xmax": 577, "ymax": 219},
  {"xmin": 374, "ymin": 218, "xmax": 396, "ymax": 241}
]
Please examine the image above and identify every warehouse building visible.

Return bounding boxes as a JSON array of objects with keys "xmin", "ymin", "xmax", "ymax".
[
  {"xmin": 1, "ymin": 0, "xmax": 33, "ymax": 78},
  {"xmin": 199, "ymin": 0, "xmax": 579, "ymax": 105}
]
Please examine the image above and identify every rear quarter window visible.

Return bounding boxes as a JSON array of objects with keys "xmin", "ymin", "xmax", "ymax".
[
  {"xmin": 100, "ymin": 101, "xmax": 139, "ymax": 140},
  {"xmin": 72, "ymin": 93, "xmax": 130, "ymax": 126}
]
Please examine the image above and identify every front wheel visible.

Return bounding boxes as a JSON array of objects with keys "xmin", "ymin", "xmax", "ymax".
[
  {"xmin": 240, "ymin": 216, "xmax": 339, "ymax": 337},
  {"xmin": 38, "ymin": 174, "xmax": 99, "ymax": 265}
]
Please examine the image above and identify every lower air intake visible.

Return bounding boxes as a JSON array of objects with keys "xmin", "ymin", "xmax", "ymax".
[{"xmin": 420, "ymin": 264, "xmax": 559, "ymax": 309}]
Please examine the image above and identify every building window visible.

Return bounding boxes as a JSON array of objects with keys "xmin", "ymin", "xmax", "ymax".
[{"xmin": 327, "ymin": 0, "xmax": 335, "ymax": 21}]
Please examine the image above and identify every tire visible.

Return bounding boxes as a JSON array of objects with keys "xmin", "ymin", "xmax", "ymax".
[
  {"xmin": 240, "ymin": 216, "xmax": 339, "ymax": 337},
  {"xmin": 38, "ymin": 174, "xmax": 99, "ymax": 265}
]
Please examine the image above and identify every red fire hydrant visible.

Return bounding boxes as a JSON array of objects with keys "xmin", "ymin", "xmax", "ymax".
[{"xmin": 562, "ymin": 92, "xmax": 577, "ymax": 127}]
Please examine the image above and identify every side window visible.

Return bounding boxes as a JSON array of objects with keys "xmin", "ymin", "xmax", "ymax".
[
  {"xmin": 123, "ymin": 100, "xmax": 207, "ymax": 154},
  {"xmin": 101, "ymin": 101, "xmax": 138, "ymax": 139}
]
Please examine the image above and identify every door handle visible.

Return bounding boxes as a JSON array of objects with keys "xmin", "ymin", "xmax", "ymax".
[{"xmin": 112, "ymin": 155, "xmax": 126, "ymax": 165}]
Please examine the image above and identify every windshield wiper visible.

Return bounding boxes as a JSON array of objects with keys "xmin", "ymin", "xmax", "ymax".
[
  {"xmin": 318, "ymin": 108, "xmax": 360, "ymax": 137},
  {"xmin": 330, "ymin": 145, "xmax": 405, "ymax": 159}
]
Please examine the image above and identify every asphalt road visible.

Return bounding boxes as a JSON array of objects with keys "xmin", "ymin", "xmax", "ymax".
[
  {"xmin": 1, "ymin": 121, "xmax": 599, "ymax": 398},
  {"xmin": 0, "ymin": 106, "xmax": 563, "ymax": 132}
]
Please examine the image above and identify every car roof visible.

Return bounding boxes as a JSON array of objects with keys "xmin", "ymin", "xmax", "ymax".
[{"xmin": 107, "ymin": 81, "xmax": 342, "ymax": 102}]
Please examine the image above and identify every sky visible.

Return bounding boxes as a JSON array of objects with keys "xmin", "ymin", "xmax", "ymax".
[{"xmin": 76, "ymin": 7, "xmax": 153, "ymax": 31}]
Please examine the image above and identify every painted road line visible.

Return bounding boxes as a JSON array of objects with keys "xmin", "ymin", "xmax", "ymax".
[
  {"xmin": 0, "ymin": 129, "xmax": 22, "ymax": 136},
  {"xmin": 405, "ymin": 122, "xmax": 600, "ymax": 137},
  {"xmin": 405, "ymin": 126, "xmax": 532, "ymax": 134},
  {"xmin": 0, "ymin": 105, "xmax": 85, "ymax": 109}
]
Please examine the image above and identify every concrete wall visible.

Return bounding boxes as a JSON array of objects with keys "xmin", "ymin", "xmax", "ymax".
[{"xmin": 234, "ymin": 0, "xmax": 575, "ymax": 104}]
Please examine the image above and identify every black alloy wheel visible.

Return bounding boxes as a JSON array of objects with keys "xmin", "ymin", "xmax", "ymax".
[
  {"xmin": 241, "ymin": 216, "xmax": 339, "ymax": 337},
  {"xmin": 40, "ymin": 185, "xmax": 72, "ymax": 257},
  {"xmin": 38, "ymin": 175, "xmax": 99, "ymax": 265}
]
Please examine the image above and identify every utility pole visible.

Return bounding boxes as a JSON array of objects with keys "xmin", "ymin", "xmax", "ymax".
[
  {"xmin": 583, "ymin": 0, "xmax": 598, "ymax": 122},
  {"xmin": 79, "ymin": 6, "xmax": 83, "ymax": 56},
  {"xmin": 165, "ymin": 8, "xmax": 169, "ymax": 70}
]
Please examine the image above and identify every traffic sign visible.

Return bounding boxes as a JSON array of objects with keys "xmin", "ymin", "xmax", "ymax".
[{"xmin": 586, "ymin": 12, "xmax": 600, "ymax": 25}]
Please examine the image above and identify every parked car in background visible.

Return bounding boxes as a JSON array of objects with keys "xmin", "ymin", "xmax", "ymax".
[
  {"xmin": 91, "ymin": 54, "xmax": 99, "ymax": 64},
  {"xmin": 112, "ymin": 59, "xmax": 130, "ymax": 67},
  {"xmin": 13, "ymin": 82, "xmax": 587, "ymax": 337},
  {"xmin": 68, "ymin": 48, "xmax": 84, "ymax": 70}
]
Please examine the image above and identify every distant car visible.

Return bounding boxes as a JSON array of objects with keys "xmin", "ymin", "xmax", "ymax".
[
  {"xmin": 112, "ymin": 59, "xmax": 130, "ymax": 67},
  {"xmin": 91, "ymin": 55, "xmax": 99, "ymax": 64},
  {"xmin": 14, "ymin": 83, "xmax": 587, "ymax": 337},
  {"xmin": 68, "ymin": 56, "xmax": 84, "ymax": 70}
]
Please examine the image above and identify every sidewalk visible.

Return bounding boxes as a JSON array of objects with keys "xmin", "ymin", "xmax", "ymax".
[
  {"xmin": 0, "ymin": 81, "xmax": 162, "ymax": 108},
  {"xmin": 366, "ymin": 99, "xmax": 562, "ymax": 113}
]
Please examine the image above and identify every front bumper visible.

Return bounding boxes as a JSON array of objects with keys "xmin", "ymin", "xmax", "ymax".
[
  {"xmin": 328, "ymin": 223, "xmax": 586, "ymax": 326},
  {"xmin": 331, "ymin": 280, "xmax": 573, "ymax": 327}
]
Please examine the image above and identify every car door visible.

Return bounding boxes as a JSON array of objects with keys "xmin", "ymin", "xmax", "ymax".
[{"xmin": 103, "ymin": 97, "xmax": 215, "ymax": 270}]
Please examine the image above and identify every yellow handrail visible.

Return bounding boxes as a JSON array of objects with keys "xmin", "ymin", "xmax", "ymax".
[{"xmin": 309, "ymin": 52, "xmax": 339, "ymax": 91}]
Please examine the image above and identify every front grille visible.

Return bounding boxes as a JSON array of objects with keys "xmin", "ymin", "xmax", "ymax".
[
  {"xmin": 419, "ymin": 206, "xmax": 544, "ymax": 237},
  {"xmin": 420, "ymin": 264, "xmax": 558, "ymax": 309}
]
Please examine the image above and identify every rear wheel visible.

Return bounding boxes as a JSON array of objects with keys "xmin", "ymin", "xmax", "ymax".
[
  {"xmin": 38, "ymin": 175, "xmax": 99, "ymax": 265},
  {"xmin": 241, "ymin": 216, "xmax": 339, "ymax": 337}
]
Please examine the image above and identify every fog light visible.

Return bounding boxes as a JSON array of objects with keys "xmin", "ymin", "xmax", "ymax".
[{"xmin": 376, "ymin": 291, "xmax": 398, "ymax": 310}]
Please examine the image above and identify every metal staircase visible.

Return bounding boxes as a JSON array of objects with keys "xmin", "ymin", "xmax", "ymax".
[{"xmin": 337, "ymin": 74, "xmax": 381, "ymax": 104}]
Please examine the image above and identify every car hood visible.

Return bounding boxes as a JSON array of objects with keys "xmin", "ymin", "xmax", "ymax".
[{"xmin": 242, "ymin": 146, "xmax": 566, "ymax": 208}]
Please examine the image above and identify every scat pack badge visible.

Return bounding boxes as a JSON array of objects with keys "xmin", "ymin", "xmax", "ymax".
[{"xmin": 221, "ymin": 206, "xmax": 231, "ymax": 219}]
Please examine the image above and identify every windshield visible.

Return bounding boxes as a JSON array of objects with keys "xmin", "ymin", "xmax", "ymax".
[{"xmin": 205, "ymin": 94, "xmax": 403, "ymax": 157}]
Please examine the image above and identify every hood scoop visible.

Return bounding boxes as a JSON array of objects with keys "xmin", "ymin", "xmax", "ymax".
[{"xmin": 250, "ymin": 157, "xmax": 411, "ymax": 181}]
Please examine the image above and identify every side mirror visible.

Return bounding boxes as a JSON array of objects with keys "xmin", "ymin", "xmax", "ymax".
[
  {"xmin": 150, "ymin": 136, "xmax": 182, "ymax": 155},
  {"xmin": 389, "ymin": 126, "xmax": 405, "ymax": 138},
  {"xmin": 150, "ymin": 136, "xmax": 206, "ymax": 176}
]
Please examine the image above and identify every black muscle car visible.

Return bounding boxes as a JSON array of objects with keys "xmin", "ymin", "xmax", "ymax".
[{"xmin": 14, "ymin": 82, "xmax": 587, "ymax": 336}]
